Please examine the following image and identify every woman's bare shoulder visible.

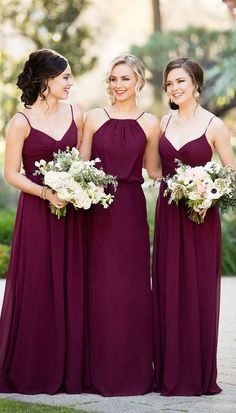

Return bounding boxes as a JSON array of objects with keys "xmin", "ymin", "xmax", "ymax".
[
  {"xmin": 160, "ymin": 113, "xmax": 173, "ymax": 131},
  {"xmin": 143, "ymin": 111, "xmax": 160, "ymax": 125},
  {"xmin": 7, "ymin": 112, "xmax": 30, "ymax": 136}
]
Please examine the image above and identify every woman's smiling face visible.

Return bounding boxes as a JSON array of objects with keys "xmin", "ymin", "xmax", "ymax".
[
  {"xmin": 166, "ymin": 67, "xmax": 196, "ymax": 106},
  {"xmin": 109, "ymin": 63, "xmax": 138, "ymax": 102}
]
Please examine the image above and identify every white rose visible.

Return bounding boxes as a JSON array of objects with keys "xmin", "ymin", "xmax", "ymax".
[{"xmin": 188, "ymin": 190, "xmax": 202, "ymax": 201}]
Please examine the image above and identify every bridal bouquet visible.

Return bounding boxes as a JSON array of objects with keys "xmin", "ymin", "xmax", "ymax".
[
  {"xmin": 163, "ymin": 160, "xmax": 236, "ymax": 224},
  {"xmin": 34, "ymin": 147, "xmax": 118, "ymax": 219}
]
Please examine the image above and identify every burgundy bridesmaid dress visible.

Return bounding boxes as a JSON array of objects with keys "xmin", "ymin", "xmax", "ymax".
[
  {"xmin": 152, "ymin": 115, "xmax": 222, "ymax": 396},
  {"xmin": 0, "ymin": 106, "xmax": 86, "ymax": 394},
  {"xmin": 84, "ymin": 109, "xmax": 153, "ymax": 396}
]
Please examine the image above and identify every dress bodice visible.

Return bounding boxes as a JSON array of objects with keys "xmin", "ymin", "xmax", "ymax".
[
  {"xmin": 91, "ymin": 118, "xmax": 147, "ymax": 184},
  {"xmin": 19, "ymin": 110, "xmax": 77, "ymax": 184},
  {"xmin": 159, "ymin": 134, "xmax": 213, "ymax": 177}
]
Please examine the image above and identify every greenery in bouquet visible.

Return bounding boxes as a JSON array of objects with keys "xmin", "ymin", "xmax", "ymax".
[
  {"xmin": 163, "ymin": 160, "xmax": 236, "ymax": 224},
  {"xmin": 34, "ymin": 147, "xmax": 118, "ymax": 219}
]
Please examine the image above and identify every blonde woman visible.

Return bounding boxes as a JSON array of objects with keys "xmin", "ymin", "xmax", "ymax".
[{"xmin": 80, "ymin": 54, "xmax": 161, "ymax": 396}]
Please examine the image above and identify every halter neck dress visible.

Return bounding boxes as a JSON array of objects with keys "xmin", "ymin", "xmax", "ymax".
[
  {"xmin": 0, "ymin": 106, "xmax": 86, "ymax": 394},
  {"xmin": 84, "ymin": 109, "xmax": 153, "ymax": 396},
  {"xmin": 152, "ymin": 115, "xmax": 222, "ymax": 396}
]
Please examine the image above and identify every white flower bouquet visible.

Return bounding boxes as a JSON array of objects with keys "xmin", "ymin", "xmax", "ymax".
[
  {"xmin": 34, "ymin": 147, "xmax": 118, "ymax": 219},
  {"xmin": 163, "ymin": 160, "xmax": 236, "ymax": 224}
]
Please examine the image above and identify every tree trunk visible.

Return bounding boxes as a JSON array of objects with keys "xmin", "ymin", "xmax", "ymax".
[{"xmin": 152, "ymin": 0, "xmax": 162, "ymax": 32}]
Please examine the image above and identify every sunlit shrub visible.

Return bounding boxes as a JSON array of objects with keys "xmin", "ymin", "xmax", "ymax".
[
  {"xmin": 0, "ymin": 208, "xmax": 16, "ymax": 245},
  {"xmin": 0, "ymin": 243, "xmax": 10, "ymax": 278}
]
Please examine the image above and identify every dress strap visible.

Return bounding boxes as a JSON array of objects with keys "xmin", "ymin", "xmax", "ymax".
[
  {"xmin": 136, "ymin": 112, "xmax": 145, "ymax": 120},
  {"xmin": 18, "ymin": 112, "xmax": 31, "ymax": 127},
  {"xmin": 164, "ymin": 114, "xmax": 173, "ymax": 132},
  {"xmin": 103, "ymin": 108, "xmax": 111, "ymax": 119},
  {"xmin": 205, "ymin": 116, "xmax": 216, "ymax": 133},
  {"xmin": 70, "ymin": 104, "xmax": 74, "ymax": 120}
]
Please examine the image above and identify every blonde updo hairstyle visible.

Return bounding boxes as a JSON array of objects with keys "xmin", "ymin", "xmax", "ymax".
[{"xmin": 105, "ymin": 54, "xmax": 145, "ymax": 104}]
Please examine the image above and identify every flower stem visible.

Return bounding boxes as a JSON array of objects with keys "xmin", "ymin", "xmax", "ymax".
[{"xmin": 49, "ymin": 204, "xmax": 67, "ymax": 219}]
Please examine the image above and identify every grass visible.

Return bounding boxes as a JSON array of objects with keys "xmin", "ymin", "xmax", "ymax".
[{"xmin": 0, "ymin": 398, "xmax": 94, "ymax": 413}]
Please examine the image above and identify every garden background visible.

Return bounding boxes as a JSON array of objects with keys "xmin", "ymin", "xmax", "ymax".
[{"xmin": 0, "ymin": 0, "xmax": 236, "ymax": 278}]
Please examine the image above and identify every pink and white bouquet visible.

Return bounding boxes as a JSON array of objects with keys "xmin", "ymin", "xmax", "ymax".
[
  {"xmin": 163, "ymin": 160, "xmax": 236, "ymax": 224},
  {"xmin": 34, "ymin": 147, "xmax": 117, "ymax": 219}
]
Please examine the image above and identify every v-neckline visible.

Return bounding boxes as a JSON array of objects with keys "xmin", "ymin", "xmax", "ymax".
[
  {"xmin": 30, "ymin": 119, "xmax": 74, "ymax": 142},
  {"xmin": 163, "ymin": 133, "xmax": 212, "ymax": 153}
]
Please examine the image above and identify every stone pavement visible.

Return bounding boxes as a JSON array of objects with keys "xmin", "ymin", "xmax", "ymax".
[{"xmin": 0, "ymin": 277, "xmax": 235, "ymax": 413}]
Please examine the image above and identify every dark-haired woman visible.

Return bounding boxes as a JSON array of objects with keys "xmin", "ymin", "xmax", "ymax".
[
  {"xmin": 0, "ymin": 49, "xmax": 85, "ymax": 394},
  {"xmin": 152, "ymin": 57, "xmax": 236, "ymax": 396}
]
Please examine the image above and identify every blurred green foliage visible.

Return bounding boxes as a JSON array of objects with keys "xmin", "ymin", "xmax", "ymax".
[
  {"xmin": 1, "ymin": 197, "xmax": 235, "ymax": 277},
  {"xmin": 0, "ymin": 50, "xmax": 22, "ymax": 136},
  {"xmin": 131, "ymin": 27, "xmax": 236, "ymax": 116},
  {"xmin": 1, "ymin": 0, "xmax": 96, "ymax": 138},
  {"xmin": 2, "ymin": 0, "xmax": 96, "ymax": 75},
  {"xmin": 0, "ymin": 209, "xmax": 16, "ymax": 245},
  {"xmin": 0, "ymin": 208, "xmax": 15, "ymax": 278},
  {"xmin": 0, "ymin": 243, "xmax": 11, "ymax": 278},
  {"xmin": 0, "ymin": 173, "xmax": 19, "ymax": 209},
  {"xmin": 145, "ymin": 187, "xmax": 236, "ymax": 276},
  {"xmin": 221, "ymin": 212, "xmax": 236, "ymax": 275}
]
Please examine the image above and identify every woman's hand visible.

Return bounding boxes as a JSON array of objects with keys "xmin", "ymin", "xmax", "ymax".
[
  {"xmin": 45, "ymin": 189, "xmax": 67, "ymax": 209},
  {"xmin": 199, "ymin": 208, "xmax": 207, "ymax": 219}
]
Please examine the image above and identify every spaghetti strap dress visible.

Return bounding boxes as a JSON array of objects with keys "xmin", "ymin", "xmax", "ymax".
[
  {"xmin": 0, "ymin": 106, "xmax": 86, "ymax": 394},
  {"xmin": 84, "ymin": 109, "xmax": 153, "ymax": 396},
  {"xmin": 152, "ymin": 115, "xmax": 222, "ymax": 396}
]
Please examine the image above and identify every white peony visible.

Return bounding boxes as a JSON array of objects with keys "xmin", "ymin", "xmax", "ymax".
[
  {"xmin": 188, "ymin": 190, "xmax": 202, "ymax": 201},
  {"xmin": 57, "ymin": 189, "xmax": 71, "ymax": 201},
  {"xmin": 69, "ymin": 160, "xmax": 86, "ymax": 174},
  {"xmin": 192, "ymin": 166, "xmax": 209, "ymax": 180},
  {"xmin": 73, "ymin": 189, "xmax": 92, "ymax": 209},
  {"xmin": 200, "ymin": 199, "xmax": 212, "ymax": 209}
]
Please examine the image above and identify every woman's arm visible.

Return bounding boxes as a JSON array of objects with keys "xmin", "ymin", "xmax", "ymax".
[
  {"xmin": 142, "ymin": 114, "xmax": 162, "ymax": 179},
  {"xmin": 4, "ymin": 114, "xmax": 39, "ymax": 194},
  {"xmin": 209, "ymin": 117, "xmax": 236, "ymax": 169},
  {"xmin": 79, "ymin": 108, "xmax": 105, "ymax": 160},
  {"xmin": 4, "ymin": 114, "xmax": 66, "ymax": 208},
  {"xmin": 72, "ymin": 103, "xmax": 84, "ymax": 148}
]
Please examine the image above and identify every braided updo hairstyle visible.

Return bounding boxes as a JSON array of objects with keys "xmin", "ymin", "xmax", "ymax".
[
  {"xmin": 162, "ymin": 57, "xmax": 204, "ymax": 110},
  {"xmin": 16, "ymin": 49, "xmax": 68, "ymax": 108}
]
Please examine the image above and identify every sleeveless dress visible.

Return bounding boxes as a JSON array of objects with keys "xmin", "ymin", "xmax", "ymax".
[
  {"xmin": 0, "ymin": 106, "xmax": 86, "ymax": 394},
  {"xmin": 84, "ymin": 109, "xmax": 153, "ymax": 396},
  {"xmin": 152, "ymin": 116, "xmax": 222, "ymax": 396}
]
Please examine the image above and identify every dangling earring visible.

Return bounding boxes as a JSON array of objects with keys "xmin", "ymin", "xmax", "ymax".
[
  {"xmin": 111, "ymin": 91, "xmax": 116, "ymax": 104},
  {"xmin": 135, "ymin": 85, "xmax": 141, "ymax": 95},
  {"xmin": 194, "ymin": 90, "xmax": 200, "ymax": 99},
  {"xmin": 135, "ymin": 85, "xmax": 141, "ymax": 104}
]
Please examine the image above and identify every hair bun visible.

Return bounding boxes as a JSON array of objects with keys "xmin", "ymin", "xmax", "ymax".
[{"xmin": 16, "ymin": 49, "xmax": 68, "ymax": 107}]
